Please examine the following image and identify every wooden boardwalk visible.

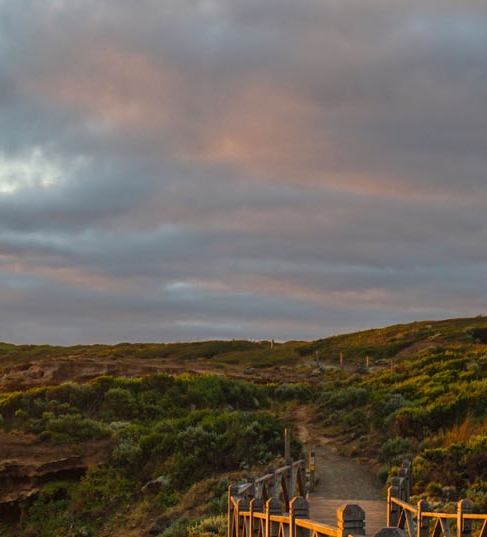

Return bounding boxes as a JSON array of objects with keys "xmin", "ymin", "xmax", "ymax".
[{"xmin": 307, "ymin": 496, "xmax": 387, "ymax": 537}]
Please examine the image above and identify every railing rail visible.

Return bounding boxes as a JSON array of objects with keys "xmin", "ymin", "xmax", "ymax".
[
  {"xmin": 386, "ymin": 460, "xmax": 487, "ymax": 537},
  {"xmin": 387, "ymin": 495, "xmax": 487, "ymax": 537}
]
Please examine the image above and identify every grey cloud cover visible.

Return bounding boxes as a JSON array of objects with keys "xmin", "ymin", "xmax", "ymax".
[{"xmin": 0, "ymin": 0, "xmax": 486, "ymax": 344}]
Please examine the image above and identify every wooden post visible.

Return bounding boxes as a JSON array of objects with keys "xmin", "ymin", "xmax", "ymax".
[
  {"xmin": 248, "ymin": 475, "xmax": 255, "ymax": 501},
  {"xmin": 266, "ymin": 498, "xmax": 283, "ymax": 537},
  {"xmin": 340, "ymin": 352, "xmax": 344, "ymax": 367},
  {"xmin": 337, "ymin": 504, "xmax": 365, "ymax": 537},
  {"xmin": 401, "ymin": 460, "xmax": 413, "ymax": 499},
  {"xmin": 309, "ymin": 451, "xmax": 316, "ymax": 492},
  {"xmin": 283, "ymin": 463, "xmax": 294, "ymax": 512},
  {"xmin": 290, "ymin": 497, "xmax": 310, "ymax": 537},
  {"xmin": 392, "ymin": 476, "xmax": 406, "ymax": 502},
  {"xmin": 457, "ymin": 499, "xmax": 473, "ymax": 537},
  {"xmin": 366, "ymin": 355, "xmax": 370, "ymax": 368},
  {"xmin": 228, "ymin": 485, "xmax": 239, "ymax": 537},
  {"xmin": 238, "ymin": 498, "xmax": 249, "ymax": 537},
  {"xmin": 417, "ymin": 500, "xmax": 430, "ymax": 537},
  {"xmin": 250, "ymin": 498, "xmax": 264, "ymax": 537},
  {"xmin": 398, "ymin": 468, "xmax": 409, "ymax": 503},
  {"xmin": 387, "ymin": 485, "xmax": 400, "ymax": 527}
]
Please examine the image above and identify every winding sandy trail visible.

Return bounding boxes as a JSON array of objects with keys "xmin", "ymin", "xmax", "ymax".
[{"xmin": 292, "ymin": 405, "xmax": 387, "ymax": 536}]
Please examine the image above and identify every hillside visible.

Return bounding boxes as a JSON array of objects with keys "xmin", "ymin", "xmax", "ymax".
[{"xmin": 1, "ymin": 315, "xmax": 487, "ymax": 536}]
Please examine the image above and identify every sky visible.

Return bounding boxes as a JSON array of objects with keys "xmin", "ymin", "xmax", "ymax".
[{"xmin": 1, "ymin": 0, "xmax": 486, "ymax": 345}]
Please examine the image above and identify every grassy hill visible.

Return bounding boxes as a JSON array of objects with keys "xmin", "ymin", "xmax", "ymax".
[{"xmin": 1, "ymin": 315, "xmax": 487, "ymax": 536}]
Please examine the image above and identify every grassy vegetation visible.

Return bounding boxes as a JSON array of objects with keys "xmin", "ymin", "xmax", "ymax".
[
  {"xmin": 2, "ymin": 316, "xmax": 487, "ymax": 535},
  {"xmin": 0, "ymin": 373, "xmax": 303, "ymax": 537},
  {"xmin": 308, "ymin": 316, "xmax": 487, "ymax": 512},
  {"xmin": 0, "ymin": 339, "xmax": 295, "ymax": 369}
]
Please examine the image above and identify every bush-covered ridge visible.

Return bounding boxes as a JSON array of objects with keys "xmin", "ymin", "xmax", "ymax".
[
  {"xmin": 3, "ymin": 315, "xmax": 487, "ymax": 370},
  {"xmin": 311, "ymin": 317, "xmax": 487, "ymax": 512},
  {"xmin": 0, "ymin": 373, "xmax": 303, "ymax": 537},
  {"xmin": 2, "ymin": 315, "xmax": 487, "ymax": 535}
]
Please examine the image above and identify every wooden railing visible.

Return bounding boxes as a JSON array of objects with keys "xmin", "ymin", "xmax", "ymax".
[
  {"xmin": 228, "ymin": 456, "xmax": 366, "ymax": 537},
  {"xmin": 386, "ymin": 460, "xmax": 487, "ymax": 537},
  {"xmin": 232, "ymin": 458, "xmax": 308, "ymax": 512},
  {"xmin": 229, "ymin": 453, "xmax": 487, "ymax": 537},
  {"xmin": 227, "ymin": 494, "xmax": 366, "ymax": 537}
]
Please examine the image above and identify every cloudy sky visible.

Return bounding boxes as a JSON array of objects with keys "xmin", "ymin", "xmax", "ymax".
[{"xmin": 1, "ymin": 0, "xmax": 486, "ymax": 345}]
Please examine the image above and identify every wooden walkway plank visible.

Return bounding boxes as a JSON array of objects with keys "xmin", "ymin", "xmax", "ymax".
[{"xmin": 307, "ymin": 497, "xmax": 387, "ymax": 537}]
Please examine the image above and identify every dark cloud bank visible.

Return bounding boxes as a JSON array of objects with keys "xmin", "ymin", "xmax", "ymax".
[{"xmin": 0, "ymin": 0, "xmax": 486, "ymax": 344}]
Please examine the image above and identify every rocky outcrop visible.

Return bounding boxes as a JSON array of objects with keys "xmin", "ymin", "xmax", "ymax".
[
  {"xmin": 0, "ymin": 432, "xmax": 112, "ymax": 523},
  {"xmin": 0, "ymin": 456, "xmax": 87, "ymax": 503}
]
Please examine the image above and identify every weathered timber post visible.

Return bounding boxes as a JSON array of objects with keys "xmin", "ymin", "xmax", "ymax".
[
  {"xmin": 268, "ymin": 466, "xmax": 277, "ymax": 500},
  {"xmin": 398, "ymin": 470, "xmax": 409, "ymax": 502},
  {"xmin": 399, "ymin": 460, "xmax": 412, "ymax": 501},
  {"xmin": 337, "ymin": 504, "xmax": 365, "ymax": 537},
  {"xmin": 392, "ymin": 476, "xmax": 406, "ymax": 502},
  {"xmin": 266, "ymin": 498, "xmax": 283, "ymax": 537},
  {"xmin": 282, "ymin": 442, "xmax": 293, "ymax": 510},
  {"xmin": 290, "ymin": 497, "xmax": 310, "ymax": 537},
  {"xmin": 417, "ymin": 500, "xmax": 430, "ymax": 537},
  {"xmin": 238, "ymin": 498, "xmax": 250, "ymax": 537},
  {"xmin": 308, "ymin": 450, "xmax": 316, "ymax": 493},
  {"xmin": 228, "ymin": 485, "xmax": 239, "ymax": 537},
  {"xmin": 457, "ymin": 499, "xmax": 473, "ymax": 537},
  {"xmin": 387, "ymin": 485, "xmax": 400, "ymax": 527},
  {"xmin": 250, "ymin": 498, "xmax": 264, "ymax": 537}
]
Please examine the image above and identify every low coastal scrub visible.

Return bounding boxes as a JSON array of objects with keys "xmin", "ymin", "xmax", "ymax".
[
  {"xmin": 2, "ymin": 316, "xmax": 487, "ymax": 534},
  {"xmin": 0, "ymin": 372, "xmax": 302, "ymax": 536}
]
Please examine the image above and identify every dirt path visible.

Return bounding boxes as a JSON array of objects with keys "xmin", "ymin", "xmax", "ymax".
[
  {"xmin": 291, "ymin": 405, "xmax": 386, "ymax": 535},
  {"xmin": 293, "ymin": 405, "xmax": 382, "ymax": 499},
  {"xmin": 307, "ymin": 443, "xmax": 382, "ymax": 500}
]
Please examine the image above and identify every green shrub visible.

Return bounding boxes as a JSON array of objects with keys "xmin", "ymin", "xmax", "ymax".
[
  {"xmin": 188, "ymin": 515, "xmax": 227, "ymax": 537},
  {"xmin": 320, "ymin": 386, "xmax": 368, "ymax": 411},
  {"xmin": 70, "ymin": 467, "xmax": 138, "ymax": 521},
  {"xmin": 25, "ymin": 482, "xmax": 84, "ymax": 537},
  {"xmin": 102, "ymin": 387, "xmax": 138, "ymax": 420},
  {"xmin": 273, "ymin": 383, "xmax": 312, "ymax": 402},
  {"xmin": 426, "ymin": 482, "xmax": 443, "ymax": 500},
  {"xmin": 160, "ymin": 516, "xmax": 190, "ymax": 537},
  {"xmin": 379, "ymin": 437, "xmax": 413, "ymax": 465},
  {"xmin": 31, "ymin": 413, "xmax": 110, "ymax": 443},
  {"xmin": 466, "ymin": 481, "xmax": 487, "ymax": 511}
]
